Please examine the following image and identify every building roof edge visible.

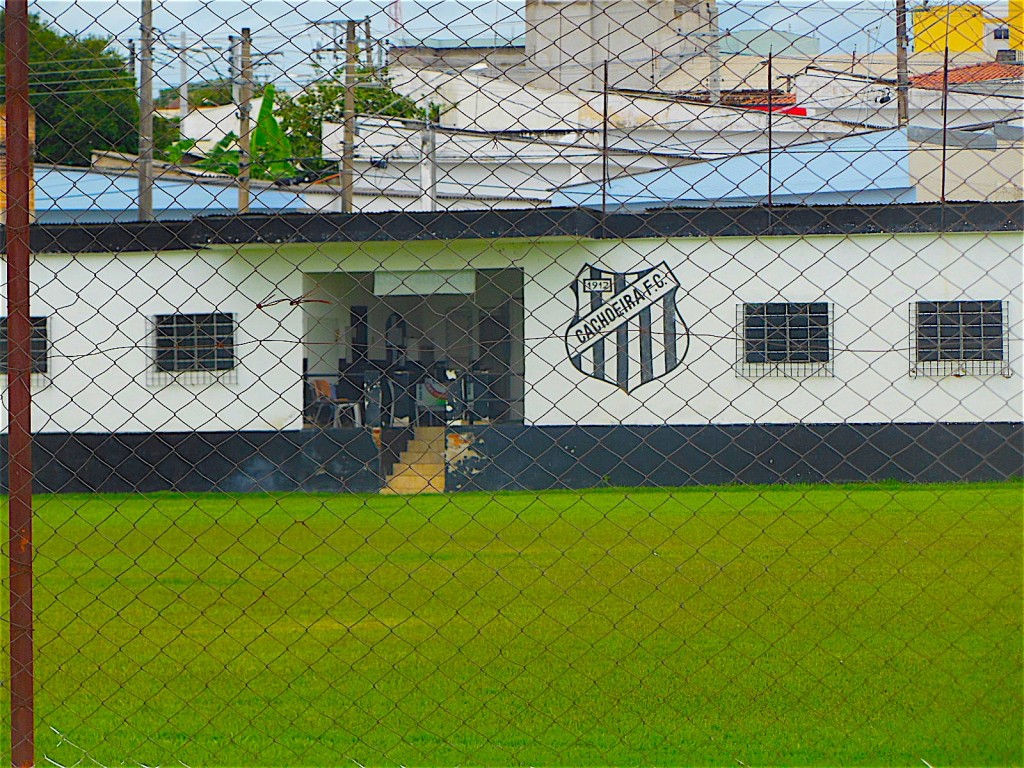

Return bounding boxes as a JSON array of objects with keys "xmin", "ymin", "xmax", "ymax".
[{"xmin": 6, "ymin": 202, "xmax": 1022, "ymax": 254}]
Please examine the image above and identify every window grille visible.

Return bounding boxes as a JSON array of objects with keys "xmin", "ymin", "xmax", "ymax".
[
  {"xmin": 147, "ymin": 312, "xmax": 238, "ymax": 386},
  {"xmin": 910, "ymin": 300, "xmax": 1011, "ymax": 377},
  {"xmin": 736, "ymin": 302, "xmax": 833, "ymax": 378},
  {"xmin": 0, "ymin": 316, "xmax": 50, "ymax": 380}
]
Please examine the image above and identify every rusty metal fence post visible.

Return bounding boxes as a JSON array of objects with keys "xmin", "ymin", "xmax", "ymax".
[{"xmin": 5, "ymin": 0, "xmax": 35, "ymax": 765}]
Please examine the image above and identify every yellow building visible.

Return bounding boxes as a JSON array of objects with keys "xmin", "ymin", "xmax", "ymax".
[
  {"xmin": 1010, "ymin": 0, "xmax": 1024, "ymax": 49},
  {"xmin": 913, "ymin": 2, "xmax": 1020, "ymax": 53}
]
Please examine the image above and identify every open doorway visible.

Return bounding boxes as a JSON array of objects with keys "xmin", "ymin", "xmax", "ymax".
[{"xmin": 301, "ymin": 268, "xmax": 524, "ymax": 427}]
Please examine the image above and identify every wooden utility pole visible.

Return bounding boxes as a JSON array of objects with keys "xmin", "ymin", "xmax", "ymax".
[
  {"xmin": 895, "ymin": 0, "xmax": 910, "ymax": 126},
  {"xmin": 138, "ymin": 0, "xmax": 154, "ymax": 221},
  {"xmin": 238, "ymin": 28, "xmax": 252, "ymax": 213},
  {"xmin": 342, "ymin": 19, "xmax": 357, "ymax": 213}
]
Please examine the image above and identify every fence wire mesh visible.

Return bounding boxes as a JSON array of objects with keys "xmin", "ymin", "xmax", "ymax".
[{"xmin": 0, "ymin": 0, "xmax": 1022, "ymax": 765}]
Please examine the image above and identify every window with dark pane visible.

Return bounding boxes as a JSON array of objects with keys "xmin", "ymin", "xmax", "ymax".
[
  {"xmin": 0, "ymin": 317, "xmax": 49, "ymax": 374},
  {"xmin": 155, "ymin": 313, "xmax": 235, "ymax": 372},
  {"xmin": 743, "ymin": 302, "xmax": 830, "ymax": 365},
  {"xmin": 915, "ymin": 301, "xmax": 1003, "ymax": 362}
]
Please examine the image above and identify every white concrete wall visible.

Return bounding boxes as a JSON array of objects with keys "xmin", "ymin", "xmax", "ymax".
[
  {"xmin": 179, "ymin": 98, "xmax": 265, "ymax": 153},
  {"xmin": 1, "ymin": 248, "xmax": 303, "ymax": 433},
  {"xmin": 524, "ymin": 0, "xmax": 708, "ymax": 89},
  {"xmin": 390, "ymin": 65, "xmax": 844, "ymax": 136},
  {"xmin": 524, "ymin": 231, "xmax": 1023, "ymax": 425},
  {"xmin": 6, "ymin": 229, "xmax": 1020, "ymax": 433},
  {"xmin": 794, "ymin": 70, "xmax": 1023, "ymax": 127}
]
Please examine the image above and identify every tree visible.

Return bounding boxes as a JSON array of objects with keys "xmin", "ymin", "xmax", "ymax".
[
  {"xmin": 277, "ymin": 68, "xmax": 434, "ymax": 168},
  {"xmin": 157, "ymin": 79, "xmax": 266, "ymax": 110},
  {"xmin": 0, "ymin": 12, "xmax": 138, "ymax": 166}
]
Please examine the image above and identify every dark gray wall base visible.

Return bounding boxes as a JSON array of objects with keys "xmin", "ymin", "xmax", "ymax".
[
  {"xmin": 6, "ymin": 423, "xmax": 1019, "ymax": 495},
  {"xmin": 10, "ymin": 430, "xmax": 382, "ymax": 494},
  {"xmin": 445, "ymin": 423, "xmax": 1023, "ymax": 492}
]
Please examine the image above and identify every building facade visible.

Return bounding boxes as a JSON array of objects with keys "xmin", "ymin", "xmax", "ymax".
[{"xmin": 5, "ymin": 202, "xmax": 1021, "ymax": 492}]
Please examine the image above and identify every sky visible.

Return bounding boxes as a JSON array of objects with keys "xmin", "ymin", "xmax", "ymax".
[{"xmin": 31, "ymin": 0, "xmax": 1011, "ymax": 92}]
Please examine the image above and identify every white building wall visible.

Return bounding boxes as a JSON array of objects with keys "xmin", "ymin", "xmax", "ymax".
[
  {"xmin": 6, "ymin": 229, "xmax": 1021, "ymax": 434},
  {"xmin": 3, "ymin": 248, "xmax": 303, "ymax": 434},
  {"xmin": 793, "ymin": 70, "xmax": 1023, "ymax": 127},
  {"xmin": 524, "ymin": 231, "xmax": 1023, "ymax": 425}
]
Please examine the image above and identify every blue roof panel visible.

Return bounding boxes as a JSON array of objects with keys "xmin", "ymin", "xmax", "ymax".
[
  {"xmin": 551, "ymin": 129, "xmax": 916, "ymax": 210},
  {"xmin": 34, "ymin": 167, "xmax": 308, "ymax": 223}
]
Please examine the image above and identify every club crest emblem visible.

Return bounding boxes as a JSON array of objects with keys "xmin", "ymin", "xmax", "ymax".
[{"xmin": 564, "ymin": 262, "xmax": 689, "ymax": 393}]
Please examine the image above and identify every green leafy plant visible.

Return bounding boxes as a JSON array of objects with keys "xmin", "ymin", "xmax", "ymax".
[{"xmin": 277, "ymin": 67, "xmax": 439, "ymax": 166}]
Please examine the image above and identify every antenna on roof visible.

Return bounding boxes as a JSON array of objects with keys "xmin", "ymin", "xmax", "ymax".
[{"xmin": 386, "ymin": 0, "xmax": 403, "ymax": 35}]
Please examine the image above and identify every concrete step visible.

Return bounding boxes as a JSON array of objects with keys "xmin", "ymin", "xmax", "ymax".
[
  {"xmin": 382, "ymin": 475, "xmax": 445, "ymax": 494},
  {"xmin": 403, "ymin": 438, "xmax": 444, "ymax": 455},
  {"xmin": 400, "ymin": 451, "xmax": 444, "ymax": 466},
  {"xmin": 413, "ymin": 429, "xmax": 446, "ymax": 448},
  {"xmin": 380, "ymin": 426, "xmax": 448, "ymax": 495},
  {"xmin": 390, "ymin": 462, "xmax": 445, "ymax": 480}
]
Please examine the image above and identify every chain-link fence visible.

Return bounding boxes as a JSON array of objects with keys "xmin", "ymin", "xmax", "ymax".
[{"xmin": 1, "ymin": 0, "xmax": 1022, "ymax": 764}]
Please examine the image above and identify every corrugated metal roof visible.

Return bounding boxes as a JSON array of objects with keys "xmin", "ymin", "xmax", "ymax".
[
  {"xmin": 33, "ymin": 166, "xmax": 307, "ymax": 225},
  {"xmin": 550, "ymin": 130, "xmax": 915, "ymax": 210}
]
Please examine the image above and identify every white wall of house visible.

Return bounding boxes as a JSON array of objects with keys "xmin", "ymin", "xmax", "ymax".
[
  {"xmin": 1, "ymin": 248, "xmax": 303, "ymax": 433},
  {"xmin": 7, "ymin": 228, "xmax": 1020, "ymax": 433},
  {"xmin": 321, "ymin": 118, "xmax": 689, "ymax": 203},
  {"xmin": 524, "ymin": 230, "xmax": 1022, "ymax": 425},
  {"xmin": 178, "ymin": 98, "xmax": 265, "ymax": 154},
  {"xmin": 794, "ymin": 70, "xmax": 1023, "ymax": 127},
  {"xmin": 390, "ymin": 65, "xmax": 853, "ymax": 140}
]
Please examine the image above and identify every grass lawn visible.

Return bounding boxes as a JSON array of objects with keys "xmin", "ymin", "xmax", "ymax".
[{"xmin": 1, "ymin": 481, "xmax": 1020, "ymax": 766}]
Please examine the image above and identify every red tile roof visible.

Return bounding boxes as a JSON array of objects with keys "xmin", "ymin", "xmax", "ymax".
[
  {"xmin": 912, "ymin": 61, "xmax": 1024, "ymax": 90},
  {"xmin": 724, "ymin": 90, "xmax": 797, "ymax": 106}
]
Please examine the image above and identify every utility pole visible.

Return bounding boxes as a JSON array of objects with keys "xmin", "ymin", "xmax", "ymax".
[
  {"xmin": 895, "ymin": 0, "xmax": 910, "ymax": 126},
  {"xmin": 128, "ymin": 38, "xmax": 136, "ymax": 75},
  {"xmin": 138, "ymin": 0, "xmax": 154, "ymax": 221},
  {"xmin": 238, "ymin": 28, "xmax": 252, "ymax": 214},
  {"xmin": 940, "ymin": 43, "xmax": 950, "ymax": 203},
  {"xmin": 364, "ymin": 17, "xmax": 374, "ymax": 69},
  {"xmin": 179, "ymin": 30, "xmax": 190, "ymax": 120},
  {"xmin": 342, "ymin": 19, "xmax": 357, "ymax": 213},
  {"xmin": 766, "ymin": 49, "xmax": 774, "ymax": 209},
  {"xmin": 419, "ymin": 121, "xmax": 437, "ymax": 211},
  {"xmin": 229, "ymin": 35, "xmax": 239, "ymax": 105},
  {"xmin": 707, "ymin": 0, "xmax": 722, "ymax": 106},
  {"xmin": 602, "ymin": 59, "xmax": 609, "ymax": 217}
]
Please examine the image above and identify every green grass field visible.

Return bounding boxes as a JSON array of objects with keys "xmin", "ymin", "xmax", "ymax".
[{"xmin": 2, "ymin": 481, "xmax": 1021, "ymax": 766}]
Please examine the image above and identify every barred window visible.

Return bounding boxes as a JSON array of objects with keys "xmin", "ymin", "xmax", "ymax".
[
  {"xmin": 737, "ymin": 302, "xmax": 832, "ymax": 377},
  {"xmin": 911, "ymin": 300, "xmax": 1010, "ymax": 377},
  {"xmin": 154, "ymin": 313, "xmax": 235, "ymax": 373},
  {"xmin": 0, "ymin": 317, "xmax": 49, "ymax": 374}
]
